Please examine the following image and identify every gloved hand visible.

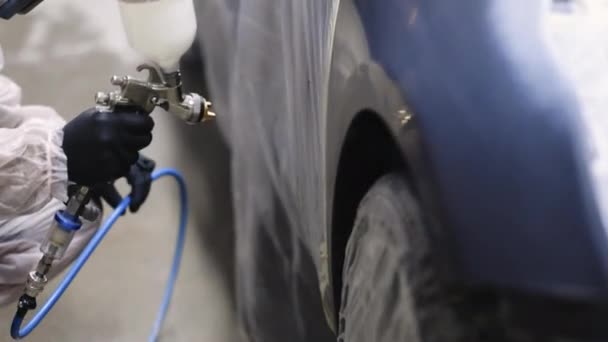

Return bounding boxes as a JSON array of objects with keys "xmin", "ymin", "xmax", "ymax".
[
  {"xmin": 62, "ymin": 107, "xmax": 154, "ymax": 186},
  {"xmin": 94, "ymin": 154, "xmax": 156, "ymax": 213}
]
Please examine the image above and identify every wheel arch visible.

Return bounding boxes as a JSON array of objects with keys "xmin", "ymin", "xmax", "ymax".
[
  {"xmin": 321, "ymin": 57, "xmax": 422, "ymax": 331},
  {"xmin": 330, "ymin": 108, "xmax": 407, "ymax": 314}
]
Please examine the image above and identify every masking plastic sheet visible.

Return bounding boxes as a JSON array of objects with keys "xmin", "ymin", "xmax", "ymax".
[{"xmin": 193, "ymin": 1, "xmax": 337, "ymax": 341}]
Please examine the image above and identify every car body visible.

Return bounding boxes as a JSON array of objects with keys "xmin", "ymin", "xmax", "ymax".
[{"xmin": 184, "ymin": 0, "xmax": 608, "ymax": 339}]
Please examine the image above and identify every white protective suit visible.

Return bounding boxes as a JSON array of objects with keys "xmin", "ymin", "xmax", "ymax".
[{"xmin": 0, "ymin": 45, "xmax": 99, "ymax": 305}]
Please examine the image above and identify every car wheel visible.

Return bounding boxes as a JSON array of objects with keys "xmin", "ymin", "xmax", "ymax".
[{"xmin": 338, "ymin": 173, "xmax": 484, "ymax": 342}]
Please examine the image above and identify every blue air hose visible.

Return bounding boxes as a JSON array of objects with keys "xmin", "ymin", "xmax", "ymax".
[{"xmin": 11, "ymin": 168, "xmax": 188, "ymax": 342}]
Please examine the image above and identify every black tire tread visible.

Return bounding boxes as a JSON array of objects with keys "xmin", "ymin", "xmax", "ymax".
[{"xmin": 338, "ymin": 174, "xmax": 472, "ymax": 342}]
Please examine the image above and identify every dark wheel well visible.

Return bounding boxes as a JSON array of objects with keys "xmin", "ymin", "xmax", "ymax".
[{"xmin": 330, "ymin": 109, "xmax": 407, "ymax": 318}]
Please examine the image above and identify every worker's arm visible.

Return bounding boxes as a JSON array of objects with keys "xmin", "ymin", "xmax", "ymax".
[
  {"xmin": 0, "ymin": 75, "xmax": 68, "ymax": 217},
  {"xmin": 0, "ymin": 73, "xmax": 155, "ymax": 218},
  {"xmin": 0, "ymin": 199, "xmax": 100, "ymax": 306}
]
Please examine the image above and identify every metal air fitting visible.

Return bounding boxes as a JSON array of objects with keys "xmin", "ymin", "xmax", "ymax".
[{"xmin": 24, "ymin": 271, "xmax": 48, "ymax": 298}]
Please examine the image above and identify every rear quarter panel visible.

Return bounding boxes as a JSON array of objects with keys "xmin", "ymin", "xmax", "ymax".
[{"xmin": 352, "ymin": 0, "xmax": 608, "ymax": 298}]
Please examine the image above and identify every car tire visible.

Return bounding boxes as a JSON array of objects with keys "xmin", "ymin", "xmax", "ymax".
[{"xmin": 338, "ymin": 173, "xmax": 486, "ymax": 342}]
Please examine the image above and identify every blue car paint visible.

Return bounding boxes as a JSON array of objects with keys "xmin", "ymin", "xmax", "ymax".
[{"xmin": 354, "ymin": 0, "xmax": 608, "ymax": 298}]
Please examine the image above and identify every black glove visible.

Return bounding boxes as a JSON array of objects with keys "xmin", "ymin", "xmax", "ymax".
[
  {"xmin": 62, "ymin": 107, "xmax": 154, "ymax": 186},
  {"xmin": 95, "ymin": 155, "xmax": 156, "ymax": 213}
]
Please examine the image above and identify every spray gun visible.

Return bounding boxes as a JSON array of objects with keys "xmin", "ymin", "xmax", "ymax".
[
  {"xmin": 14, "ymin": 0, "xmax": 213, "ymax": 322},
  {"xmin": 17, "ymin": 63, "xmax": 215, "ymax": 309},
  {"xmin": 94, "ymin": 63, "xmax": 214, "ymax": 124},
  {"xmin": 95, "ymin": 0, "xmax": 215, "ymax": 122}
]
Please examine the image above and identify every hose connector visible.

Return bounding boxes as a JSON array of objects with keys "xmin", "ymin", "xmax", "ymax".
[
  {"xmin": 17, "ymin": 294, "xmax": 37, "ymax": 313},
  {"xmin": 20, "ymin": 186, "xmax": 90, "ymax": 305},
  {"xmin": 11, "ymin": 294, "xmax": 36, "ymax": 339},
  {"xmin": 24, "ymin": 271, "xmax": 47, "ymax": 299}
]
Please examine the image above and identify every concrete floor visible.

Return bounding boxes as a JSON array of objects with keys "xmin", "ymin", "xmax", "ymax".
[{"xmin": 0, "ymin": 1, "xmax": 237, "ymax": 341}]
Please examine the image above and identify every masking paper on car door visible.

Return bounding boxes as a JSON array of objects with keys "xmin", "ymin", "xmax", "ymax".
[{"xmin": 193, "ymin": 0, "xmax": 337, "ymax": 341}]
